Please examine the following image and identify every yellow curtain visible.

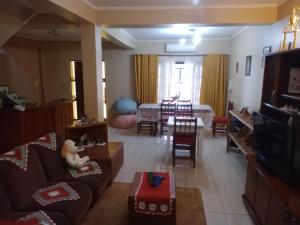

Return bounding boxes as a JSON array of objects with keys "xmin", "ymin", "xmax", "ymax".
[
  {"xmin": 133, "ymin": 54, "xmax": 158, "ymax": 103},
  {"xmin": 200, "ymin": 54, "xmax": 228, "ymax": 117}
]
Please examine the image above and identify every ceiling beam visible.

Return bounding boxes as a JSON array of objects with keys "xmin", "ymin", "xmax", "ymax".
[
  {"xmin": 47, "ymin": 0, "xmax": 96, "ymax": 24},
  {"xmin": 94, "ymin": 6, "xmax": 278, "ymax": 26}
]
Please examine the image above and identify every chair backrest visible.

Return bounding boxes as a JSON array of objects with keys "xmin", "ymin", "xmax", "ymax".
[
  {"xmin": 174, "ymin": 117, "xmax": 197, "ymax": 136},
  {"xmin": 177, "ymin": 100, "xmax": 191, "ymax": 104},
  {"xmin": 176, "ymin": 103, "xmax": 193, "ymax": 117},
  {"xmin": 161, "ymin": 102, "xmax": 176, "ymax": 117},
  {"xmin": 162, "ymin": 99, "xmax": 175, "ymax": 104}
]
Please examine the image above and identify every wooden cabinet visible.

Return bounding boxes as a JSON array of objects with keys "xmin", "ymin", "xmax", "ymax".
[
  {"xmin": 267, "ymin": 193, "xmax": 300, "ymax": 225},
  {"xmin": 245, "ymin": 163, "xmax": 271, "ymax": 225},
  {"xmin": 254, "ymin": 172, "xmax": 271, "ymax": 224},
  {"xmin": 66, "ymin": 121, "xmax": 108, "ymax": 144},
  {"xmin": 0, "ymin": 100, "xmax": 73, "ymax": 152},
  {"xmin": 245, "ymin": 163, "xmax": 258, "ymax": 207},
  {"xmin": 261, "ymin": 49, "xmax": 300, "ymax": 117},
  {"xmin": 243, "ymin": 157, "xmax": 300, "ymax": 225}
]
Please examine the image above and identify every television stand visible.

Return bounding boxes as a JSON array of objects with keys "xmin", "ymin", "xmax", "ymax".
[{"xmin": 244, "ymin": 155, "xmax": 300, "ymax": 225}]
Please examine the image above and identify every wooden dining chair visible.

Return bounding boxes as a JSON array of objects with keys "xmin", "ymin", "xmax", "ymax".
[
  {"xmin": 162, "ymin": 99, "xmax": 175, "ymax": 104},
  {"xmin": 160, "ymin": 102, "xmax": 176, "ymax": 136},
  {"xmin": 176, "ymin": 102, "xmax": 193, "ymax": 117},
  {"xmin": 172, "ymin": 117, "xmax": 197, "ymax": 168},
  {"xmin": 177, "ymin": 100, "xmax": 191, "ymax": 104}
]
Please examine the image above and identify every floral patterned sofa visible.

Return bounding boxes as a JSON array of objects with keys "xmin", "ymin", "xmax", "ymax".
[{"xmin": 0, "ymin": 133, "xmax": 111, "ymax": 225}]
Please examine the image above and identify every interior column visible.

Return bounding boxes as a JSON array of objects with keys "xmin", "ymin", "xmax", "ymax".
[{"xmin": 80, "ymin": 24, "xmax": 104, "ymax": 121}]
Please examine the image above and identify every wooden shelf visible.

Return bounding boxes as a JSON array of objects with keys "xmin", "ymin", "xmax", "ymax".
[
  {"xmin": 281, "ymin": 94, "xmax": 300, "ymax": 102},
  {"xmin": 228, "ymin": 132, "xmax": 253, "ymax": 155},
  {"xmin": 229, "ymin": 110, "xmax": 254, "ymax": 131},
  {"xmin": 66, "ymin": 121, "xmax": 108, "ymax": 143},
  {"xmin": 68, "ymin": 121, "xmax": 107, "ymax": 130}
]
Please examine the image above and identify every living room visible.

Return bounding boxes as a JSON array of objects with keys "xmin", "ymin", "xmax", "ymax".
[{"xmin": 0, "ymin": 0, "xmax": 300, "ymax": 225}]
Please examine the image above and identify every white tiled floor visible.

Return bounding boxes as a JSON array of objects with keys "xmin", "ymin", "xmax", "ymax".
[{"xmin": 110, "ymin": 126, "xmax": 254, "ymax": 225}]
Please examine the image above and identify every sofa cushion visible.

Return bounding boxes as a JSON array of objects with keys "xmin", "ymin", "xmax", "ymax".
[
  {"xmin": 0, "ymin": 181, "xmax": 13, "ymax": 219},
  {"xmin": 15, "ymin": 182, "xmax": 92, "ymax": 225},
  {"xmin": 53, "ymin": 162, "xmax": 111, "ymax": 199},
  {"xmin": 31, "ymin": 133, "xmax": 66, "ymax": 180},
  {"xmin": 9, "ymin": 211, "xmax": 71, "ymax": 225},
  {"xmin": 0, "ymin": 145, "xmax": 47, "ymax": 210}
]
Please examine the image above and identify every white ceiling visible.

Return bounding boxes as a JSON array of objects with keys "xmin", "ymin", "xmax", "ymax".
[
  {"xmin": 83, "ymin": 0, "xmax": 285, "ymax": 9},
  {"xmin": 123, "ymin": 26, "xmax": 246, "ymax": 41},
  {"xmin": 16, "ymin": 26, "xmax": 246, "ymax": 42},
  {"xmin": 17, "ymin": 28, "xmax": 81, "ymax": 41}
]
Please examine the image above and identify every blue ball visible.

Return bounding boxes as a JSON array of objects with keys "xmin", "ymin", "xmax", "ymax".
[{"xmin": 112, "ymin": 97, "xmax": 137, "ymax": 115}]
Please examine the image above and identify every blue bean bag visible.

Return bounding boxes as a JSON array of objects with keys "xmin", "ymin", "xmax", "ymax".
[{"xmin": 112, "ymin": 97, "xmax": 137, "ymax": 115}]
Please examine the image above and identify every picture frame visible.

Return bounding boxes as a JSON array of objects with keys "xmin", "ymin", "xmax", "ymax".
[
  {"xmin": 235, "ymin": 62, "xmax": 239, "ymax": 74},
  {"xmin": 245, "ymin": 55, "xmax": 252, "ymax": 76}
]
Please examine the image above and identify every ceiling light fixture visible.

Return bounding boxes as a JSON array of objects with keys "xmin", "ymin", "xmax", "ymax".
[
  {"xmin": 47, "ymin": 29, "xmax": 60, "ymax": 37},
  {"xmin": 177, "ymin": 28, "xmax": 202, "ymax": 46},
  {"xmin": 189, "ymin": 29, "xmax": 202, "ymax": 46},
  {"xmin": 179, "ymin": 38, "xmax": 187, "ymax": 45},
  {"xmin": 192, "ymin": 0, "xmax": 200, "ymax": 5}
]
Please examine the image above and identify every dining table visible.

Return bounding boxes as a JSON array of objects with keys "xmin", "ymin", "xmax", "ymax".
[{"xmin": 136, "ymin": 103, "xmax": 214, "ymax": 128}]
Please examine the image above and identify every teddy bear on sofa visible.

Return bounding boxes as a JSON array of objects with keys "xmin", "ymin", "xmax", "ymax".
[{"xmin": 61, "ymin": 139, "xmax": 90, "ymax": 169}]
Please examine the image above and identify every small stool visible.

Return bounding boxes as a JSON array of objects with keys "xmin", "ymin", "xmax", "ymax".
[
  {"xmin": 128, "ymin": 172, "xmax": 176, "ymax": 225},
  {"xmin": 212, "ymin": 101, "xmax": 233, "ymax": 136}
]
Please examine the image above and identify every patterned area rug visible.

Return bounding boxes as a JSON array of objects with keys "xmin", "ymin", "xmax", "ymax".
[{"xmin": 80, "ymin": 182, "xmax": 206, "ymax": 225}]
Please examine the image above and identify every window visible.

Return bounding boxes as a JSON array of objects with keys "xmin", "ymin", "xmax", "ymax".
[
  {"xmin": 70, "ymin": 60, "xmax": 106, "ymax": 121},
  {"xmin": 158, "ymin": 56, "xmax": 203, "ymax": 103},
  {"xmin": 69, "ymin": 60, "xmax": 84, "ymax": 120},
  {"xmin": 70, "ymin": 61, "xmax": 78, "ymax": 120}
]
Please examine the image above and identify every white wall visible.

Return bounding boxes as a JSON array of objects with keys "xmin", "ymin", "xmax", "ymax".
[
  {"xmin": 42, "ymin": 42, "xmax": 81, "ymax": 102},
  {"xmin": 103, "ymin": 38, "xmax": 232, "ymax": 112},
  {"xmin": 228, "ymin": 16, "xmax": 300, "ymax": 112},
  {"xmin": 0, "ymin": 44, "xmax": 43, "ymax": 105}
]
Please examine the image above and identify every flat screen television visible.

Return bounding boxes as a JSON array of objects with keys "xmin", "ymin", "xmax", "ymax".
[{"xmin": 253, "ymin": 112, "xmax": 300, "ymax": 184}]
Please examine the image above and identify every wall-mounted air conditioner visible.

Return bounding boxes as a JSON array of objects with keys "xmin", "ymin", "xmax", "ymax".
[{"xmin": 165, "ymin": 43, "xmax": 197, "ymax": 53}]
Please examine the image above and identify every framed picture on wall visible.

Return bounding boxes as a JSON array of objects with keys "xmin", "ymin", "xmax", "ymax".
[
  {"xmin": 235, "ymin": 62, "xmax": 239, "ymax": 74},
  {"xmin": 245, "ymin": 55, "xmax": 252, "ymax": 76}
]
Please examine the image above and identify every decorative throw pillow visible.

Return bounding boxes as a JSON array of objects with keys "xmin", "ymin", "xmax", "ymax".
[
  {"xmin": 32, "ymin": 182, "xmax": 79, "ymax": 206},
  {"xmin": 30, "ymin": 133, "xmax": 57, "ymax": 151},
  {"xmin": 0, "ymin": 145, "xmax": 47, "ymax": 210},
  {"xmin": 18, "ymin": 211, "xmax": 56, "ymax": 225},
  {"xmin": 68, "ymin": 161, "xmax": 102, "ymax": 178},
  {"xmin": 30, "ymin": 133, "xmax": 66, "ymax": 180}
]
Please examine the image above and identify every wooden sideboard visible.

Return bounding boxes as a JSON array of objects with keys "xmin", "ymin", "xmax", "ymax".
[
  {"xmin": 244, "ymin": 155, "xmax": 300, "ymax": 225},
  {"xmin": 66, "ymin": 121, "xmax": 108, "ymax": 145},
  {"xmin": 0, "ymin": 100, "xmax": 73, "ymax": 152}
]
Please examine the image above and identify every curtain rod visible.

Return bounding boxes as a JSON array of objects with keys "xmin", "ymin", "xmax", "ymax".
[{"xmin": 158, "ymin": 54, "xmax": 206, "ymax": 57}]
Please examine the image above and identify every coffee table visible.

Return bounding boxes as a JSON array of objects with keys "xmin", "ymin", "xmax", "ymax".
[
  {"xmin": 128, "ymin": 172, "xmax": 176, "ymax": 225},
  {"xmin": 78, "ymin": 142, "xmax": 124, "ymax": 182}
]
